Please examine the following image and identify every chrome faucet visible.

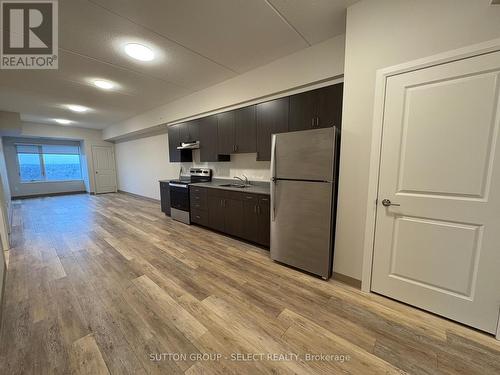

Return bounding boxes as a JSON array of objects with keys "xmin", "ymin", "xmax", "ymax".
[{"xmin": 234, "ymin": 175, "xmax": 250, "ymax": 186}]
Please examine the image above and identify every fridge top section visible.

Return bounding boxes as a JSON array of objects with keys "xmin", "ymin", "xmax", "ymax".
[{"xmin": 272, "ymin": 127, "xmax": 336, "ymax": 182}]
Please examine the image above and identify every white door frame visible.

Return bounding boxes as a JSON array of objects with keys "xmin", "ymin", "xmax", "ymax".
[{"xmin": 361, "ymin": 38, "xmax": 500, "ymax": 337}]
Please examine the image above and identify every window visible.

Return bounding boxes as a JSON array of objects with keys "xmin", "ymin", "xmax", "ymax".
[{"xmin": 16, "ymin": 144, "xmax": 82, "ymax": 182}]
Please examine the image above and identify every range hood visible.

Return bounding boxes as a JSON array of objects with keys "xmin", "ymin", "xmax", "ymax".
[{"xmin": 177, "ymin": 141, "xmax": 200, "ymax": 150}]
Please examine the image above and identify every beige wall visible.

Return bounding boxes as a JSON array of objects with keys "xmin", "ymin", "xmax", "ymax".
[
  {"xmin": 0, "ymin": 138, "xmax": 10, "ymax": 311},
  {"xmin": 115, "ymin": 133, "xmax": 271, "ymax": 200},
  {"xmin": 104, "ymin": 34, "xmax": 346, "ymax": 140},
  {"xmin": 334, "ymin": 0, "xmax": 500, "ymax": 280},
  {"xmin": 112, "ymin": 35, "xmax": 346, "ymax": 200},
  {"xmin": 115, "ymin": 133, "xmax": 178, "ymax": 199}
]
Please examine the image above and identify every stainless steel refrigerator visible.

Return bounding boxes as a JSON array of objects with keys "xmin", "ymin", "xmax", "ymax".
[{"xmin": 270, "ymin": 127, "xmax": 338, "ymax": 279}]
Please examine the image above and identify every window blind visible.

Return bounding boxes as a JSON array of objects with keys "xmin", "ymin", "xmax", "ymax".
[
  {"xmin": 16, "ymin": 144, "xmax": 40, "ymax": 154},
  {"xmin": 16, "ymin": 144, "xmax": 80, "ymax": 155}
]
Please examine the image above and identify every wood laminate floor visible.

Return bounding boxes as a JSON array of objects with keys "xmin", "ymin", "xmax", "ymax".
[{"xmin": 0, "ymin": 193, "xmax": 499, "ymax": 374}]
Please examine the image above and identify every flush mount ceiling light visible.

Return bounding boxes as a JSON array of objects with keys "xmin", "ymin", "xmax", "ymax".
[
  {"xmin": 54, "ymin": 119, "xmax": 72, "ymax": 125},
  {"xmin": 93, "ymin": 79, "xmax": 115, "ymax": 90},
  {"xmin": 124, "ymin": 43, "xmax": 155, "ymax": 61},
  {"xmin": 66, "ymin": 104, "xmax": 89, "ymax": 113}
]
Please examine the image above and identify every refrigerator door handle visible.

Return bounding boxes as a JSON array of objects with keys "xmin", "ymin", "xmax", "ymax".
[{"xmin": 271, "ymin": 134, "xmax": 277, "ymax": 222}]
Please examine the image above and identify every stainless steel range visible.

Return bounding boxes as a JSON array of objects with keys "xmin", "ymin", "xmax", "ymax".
[{"xmin": 169, "ymin": 168, "xmax": 212, "ymax": 224}]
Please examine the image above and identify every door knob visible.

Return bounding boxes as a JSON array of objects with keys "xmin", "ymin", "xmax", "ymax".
[{"xmin": 382, "ymin": 199, "xmax": 400, "ymax": 207}]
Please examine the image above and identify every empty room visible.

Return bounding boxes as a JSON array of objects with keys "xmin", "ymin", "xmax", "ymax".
[{"xmin": 1, "ymin": 0, "xmax": 500, "ymax": 374}]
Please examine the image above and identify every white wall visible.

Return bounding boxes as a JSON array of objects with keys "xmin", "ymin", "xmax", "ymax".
[
  {"xmin": 334, "ymin": 0, "xmax": 500, "ymax": 280},
  {"xmin": 104, "ymin": 34, "xmax": 346, "ymax": 140},
  {"xmin": 15, "ymin": 122, "xmax": 113, "ymax": 194},
  {"xmin": 115, "ymin": 132, "xmax": 271, "ymax": 200}
]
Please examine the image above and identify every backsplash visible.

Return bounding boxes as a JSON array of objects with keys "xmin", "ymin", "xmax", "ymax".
[{"xmin": 181, "ymin": 150, "xmax": 271, "ymax": 181}]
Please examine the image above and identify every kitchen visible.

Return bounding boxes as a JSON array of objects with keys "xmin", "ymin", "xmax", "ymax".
[
  {"xmin": 159, "ymin": 83, "xmax": 342, "ymax": 279},
  {"xmin": 1, "ymin": 1, "xmax": 500, "ymax": 374}
]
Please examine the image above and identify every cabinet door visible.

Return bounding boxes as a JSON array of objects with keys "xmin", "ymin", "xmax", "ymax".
[
  {"xmin": 189, "ymin": 120, "xmax": 200, "ymax": 141},
  {"xmin": 289, "ymin": 90, "xmax": 316, "ymax": 132},
  {"xmin": 234, "ymin": 106, "xmax": 256, "ymax": 153},
  {"xmin": 159, "ymin": 182, "xmax": 171, "ymax": 216},
  {"xmin": 257, "ymin": 196, "xmax": 270, "ymax": 247},
  {"xmin": 256, "ymin": 97, "xmax": 289, "ymax": 161},
  {"xmin": 207, "ymin": 195, "xmax": 225, "ymax": 232},
  {"xmin": 316, "ymin": 83, "xmax": 343, "ymax": 129},
  {"xmin": 178, "ymin": 122, "xmax": 191, "ymax": 143},
  {"xmin": 224, "ymin": 198, "xmax": 244, "ymax": 238},
  {"xmin": 168, "ymin": 125, "xmax": 181, "ymax": 162},
  {"xmin": 241, "ymin": 195, "xmax": 259, "ymax": 242},
  {"xmin": 217, "ymin": 111, "xmax": 235, "ymax": 155},
  {"xmin": 199, "ymin": 115, "xmax": 218, "ymax": 162}
]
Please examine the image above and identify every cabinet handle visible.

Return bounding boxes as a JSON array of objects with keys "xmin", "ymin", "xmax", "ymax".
[
  {"xmin": 316, "ymin": 117, "xmax": 320, "ymax": 127},
  {"xmin": 257, "ymin": 205, "xmax": 261, "ymax": 215},
  {"xmin": 254, "ymin": 205, "xmax": 257, "ymax": 213},
  {"xmin": 311, "ymin": 117, "xmax": 315, "ymax": 128}
]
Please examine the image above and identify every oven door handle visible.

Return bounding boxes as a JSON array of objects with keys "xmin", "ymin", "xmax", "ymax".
[{"xmin": 169, "ymin": 183, "xmax": 188, "ymax": 188}]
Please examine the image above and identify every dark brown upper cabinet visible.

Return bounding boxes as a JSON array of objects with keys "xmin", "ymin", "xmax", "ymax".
[
  {"xmin": 234, "ymin": 105, "xmax": 256, "ymax": 153},
  {"xmin": 199, "ymin": 115, "xmax": 217, "ymax": 162},
  {"xmin": 199, "ymin": 115, "xmax": 230, "ymax": 162},
  {"xmin": 256, "ymin": 97, "xmax": 289, "ymax": 161},
  {"xmin": 216, "ymin": 111, "xmax": 235, "ymax": 155},
  {"xmin": 316, "ymin": 83, "xmax": 343, "ymax": 129},
  {"xmin": 289, "ymin": 90, "xmax": 317, "ymax": 132},
  {"xmin": 289, "ymin": 82, "xmax": 343, "ymax": 132},
  {"xmin": 178, "ymin": 120, "xmax": 200, "ymax": 143},
  {"xmin": 216, "ymin": 106, "xmax": 257, "ymax": 155},
  {"xmin": 168, "ymin": 124, "xmax": 192, "ymax": 162},
  {"xmin": 168, "ymin": 83, "xmax": 342, "ymax": 163}
]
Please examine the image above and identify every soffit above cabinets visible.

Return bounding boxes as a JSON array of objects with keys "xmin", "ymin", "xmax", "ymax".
[{"xmin": 0, "ymin": 0, "xmax": 353, "ymax": 130}]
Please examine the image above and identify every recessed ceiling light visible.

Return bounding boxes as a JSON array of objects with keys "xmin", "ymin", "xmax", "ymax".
[
  {"xmin": 124, "ymin": 43, "xmax": 155, "ymax": 61},
  {"xmin": 93, "ymin": 79, "xmax": 115, "ymax": 90},
  {"xmin": 54, "ymin": 119, "xmax": 72, "ymax": 125},
  {"xmin": 66, "ymin": 104, "xmax": 89, "ymax": 113}
]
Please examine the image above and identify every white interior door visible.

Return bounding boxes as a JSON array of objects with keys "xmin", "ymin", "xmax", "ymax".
[
  {"xmin": 92, "ymin": 145, "xmax": 117, "ymax": 194},
  {"xmin": 372, "ymin": 50, "xmax": 500, "ymax": 334}
]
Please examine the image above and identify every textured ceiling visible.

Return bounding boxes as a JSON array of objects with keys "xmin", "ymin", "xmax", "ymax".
[{"xmin": 0, "ymin": 0, "xmax": 355, "ymax": 130}]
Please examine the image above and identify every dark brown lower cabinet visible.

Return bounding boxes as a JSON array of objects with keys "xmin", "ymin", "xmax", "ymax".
[
  {"xmin": 257, "ymin": 196, "xmax": 270, "ymax": 247},
  {"xmin": 207, "ymin": 194, "xmax": 225, "ymax": 232},
  {"xmin": 224, "ymin": 198, "xmax": 244, "ymax": 238},
  {"xmin": 159, "ymin": 181, "xmax": 171, "ymax": 216},
  {"xmin": 194, "ymin": 187, "xmax": 270, "ymax": 247}
]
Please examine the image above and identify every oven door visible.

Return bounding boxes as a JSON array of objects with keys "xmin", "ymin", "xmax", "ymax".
[{"xmin": 169, "ymin": 183, "xmax": 190, "ymax": 211}]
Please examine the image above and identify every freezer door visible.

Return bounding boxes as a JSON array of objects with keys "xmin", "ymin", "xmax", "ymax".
[
  {"xmin": 270, "ymin": 179, "xmax": 333, "ymax": 278},
  {"xmin": 273, "ymin": 127, "xmax": 335, "ymax": 182}
]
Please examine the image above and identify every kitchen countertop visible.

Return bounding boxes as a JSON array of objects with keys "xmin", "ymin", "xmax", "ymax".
[{"xmin": 191, "ymin": 179, "xmax": 270, "ymax": 195}]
